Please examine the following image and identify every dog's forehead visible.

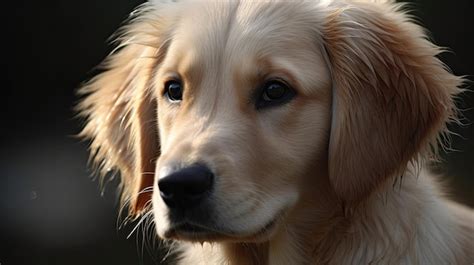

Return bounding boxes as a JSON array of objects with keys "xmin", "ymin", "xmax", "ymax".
[
  {"xmin": 160, "ymin": 1, "xmax": 329, "ymax": 96},
  {"xmin": 167, "ymin": 1, "xmax": 321, "ymax": 59}
]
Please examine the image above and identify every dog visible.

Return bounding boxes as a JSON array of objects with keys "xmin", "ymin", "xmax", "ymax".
[{"xmin": 78, "ymin": 0, "xmax": 474, "ymax": 264}]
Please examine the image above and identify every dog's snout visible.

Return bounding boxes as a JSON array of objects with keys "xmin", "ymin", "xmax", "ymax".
[{"xmin": 158, "ymin": 164, "xmax": 214, "ymax": 208}]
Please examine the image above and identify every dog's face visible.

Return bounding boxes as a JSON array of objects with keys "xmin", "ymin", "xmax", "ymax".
[
  {"xmin": 153, "ymin": 1, "xmax": 331, "ymax": 241},
  {"xmin": 79, "ymin": 0, "xmax": 460, "ymax": 244}
]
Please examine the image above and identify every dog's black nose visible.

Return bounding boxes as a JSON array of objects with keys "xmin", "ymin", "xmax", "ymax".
[{"xmin": 158, "ymin": 164, "xmax": 214, "ymax": 208}]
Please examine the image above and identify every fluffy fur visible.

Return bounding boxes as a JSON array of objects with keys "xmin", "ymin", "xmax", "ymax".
[{"xmin": 78, "ymin": 0, "xmax": 473, "ymax": 264}]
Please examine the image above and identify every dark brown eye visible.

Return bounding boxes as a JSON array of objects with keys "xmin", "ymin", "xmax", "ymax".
[
  {"xmin": 263, "ymin": 81, "xmax": 288, "ymax": 101},
  {"xmin": 165, "ymin": 80, "xmax": 183, "ymax": 102},
  {"xmin": 256, "ymin": 80, "xmax": 295, "ymax": 109}
]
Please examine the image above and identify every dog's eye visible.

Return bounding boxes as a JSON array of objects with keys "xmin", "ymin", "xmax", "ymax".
[
  {"xmin": 165, "ymin": 80, "xmax": 183, "ymax": 102},
  {"xmin": 256, "ymin": 80, "xmax": 295, "ymax": 109}
]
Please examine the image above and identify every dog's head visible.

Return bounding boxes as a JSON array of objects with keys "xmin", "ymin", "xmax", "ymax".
[{"xmin": 79, "ymin": 0, "xmax": 461, "ymax": 243}]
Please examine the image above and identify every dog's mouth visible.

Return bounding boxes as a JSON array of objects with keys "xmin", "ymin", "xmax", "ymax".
[{"xmin": 164, "ymin": 214, "xmax": 282, "ymax": 242}]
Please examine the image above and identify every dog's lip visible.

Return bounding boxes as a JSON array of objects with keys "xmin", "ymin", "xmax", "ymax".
[
  {"xmin": 164, "ymin": 222, "xmax": 230, "ymax": 241},
  {"xmin": 171, "ymin": 222, "xmax": 221, "ymax": 235},
  {"xmin": 165, "ymin": 213, "xmax": 282, "ymax": 242}
]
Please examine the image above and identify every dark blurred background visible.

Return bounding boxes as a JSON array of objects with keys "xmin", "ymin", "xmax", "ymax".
[{"xmin": 1, "ymin": 1, "xmax": 473, "ymax": 264}]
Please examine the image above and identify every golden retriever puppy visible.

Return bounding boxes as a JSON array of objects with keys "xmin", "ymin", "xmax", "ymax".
[{"xmin": 78, "ymin": 0, "xmax": 473, "ymax": 264}]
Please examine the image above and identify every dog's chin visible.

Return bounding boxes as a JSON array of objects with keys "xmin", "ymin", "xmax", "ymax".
[{"xmin": 160, "ymin": 214, "xmax": 282, "ymax": 243}]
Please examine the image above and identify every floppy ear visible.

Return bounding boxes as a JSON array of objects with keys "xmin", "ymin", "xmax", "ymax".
[
  {"xmin": 78, "ymin": 6, "xmax": 171, "ymax": 217},
  {"xmin": 322, "ymin": 2, "xmax": 462, "ymax": 202}
]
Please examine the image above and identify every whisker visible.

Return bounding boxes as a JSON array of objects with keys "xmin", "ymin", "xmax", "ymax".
[
  {"xmin": 116, "ymin": 186, "xmax": 154, "ymax": 229},
  {"xmin": 128, "ymin": 210, "xmax": 153, "ymax": 239}
]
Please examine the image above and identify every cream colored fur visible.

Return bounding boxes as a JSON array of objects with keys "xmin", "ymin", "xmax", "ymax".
[
  {"xmin": 177, "ymin": 168, "xmax": 473, "ymax": 265},
  {"xmin": 78, "ymin": 0, "xmax": 474, "ymax": 264}
]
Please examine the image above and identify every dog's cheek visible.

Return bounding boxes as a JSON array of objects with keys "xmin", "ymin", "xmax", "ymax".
[
  {"xmin": 156, "ymin": 103, "xmax": 179, "ymax": 153},
  {"xmin": 259, "ymin": 101, "xmax": 331, "ymax": 184},
  {"xmin": 289, "ymin": 101, "xmax": 331, "ymax": 166}
]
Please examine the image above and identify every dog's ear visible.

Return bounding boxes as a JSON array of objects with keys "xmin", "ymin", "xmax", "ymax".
[
  {"xmin": 78, "ymin": 6, "xmax": 171, "ymax": 217},
  {"xmin": 322, "ymin": 2, "xmax": 462, "ymax": 202}
]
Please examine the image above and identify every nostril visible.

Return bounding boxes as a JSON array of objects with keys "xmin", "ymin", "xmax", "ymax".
[
  {"xmin": 158, "ymin": 179, "xmax": 175, "ymax": 200},
  {"xmin": 158, "ymin": 164, "xmax": 214, "ymax": 208}
]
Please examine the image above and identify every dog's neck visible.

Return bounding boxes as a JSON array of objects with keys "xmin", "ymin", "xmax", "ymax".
[{"xmin": 177, "ymin": 167, "xmax": 466, "ymax": 265}]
